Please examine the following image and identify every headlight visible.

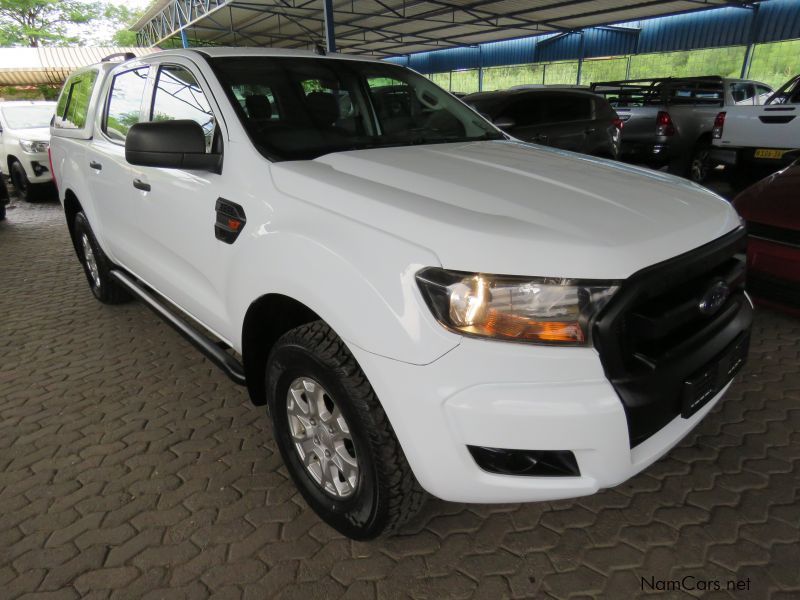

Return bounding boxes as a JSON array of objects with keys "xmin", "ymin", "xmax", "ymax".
[
  {"xmin": 19, "ymin": 140, "xmax": 49, "ymax": 153},
  {"xmin": 416, "ymin": 267, "xmax": 619, "ymax": 345}
]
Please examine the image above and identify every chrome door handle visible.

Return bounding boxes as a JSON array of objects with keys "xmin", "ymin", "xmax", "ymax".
[{"xmin": 133, "ymin": 179, "xmax": 151, "ymax": 192}]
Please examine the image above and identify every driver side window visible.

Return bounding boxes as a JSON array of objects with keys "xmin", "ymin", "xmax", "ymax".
[
  {"xmin": 104, "ymin": 67, "xmax": 149, "ymax": 142},
  {"xmin": 151, "ymin": 65, "xmax": 217, "ymax": 152}
]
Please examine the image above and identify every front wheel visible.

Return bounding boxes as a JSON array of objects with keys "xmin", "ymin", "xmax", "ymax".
[
  {"xmin": 9, "ymin": 161, "xmax": 35, "ymax": 202},
  {"xmin": 266, "ymin": 321, "xmax": 425, "ymax": 539},
  {"xmin": 73, "ymin": 212, "xmax": 131, "ymax": 304}
]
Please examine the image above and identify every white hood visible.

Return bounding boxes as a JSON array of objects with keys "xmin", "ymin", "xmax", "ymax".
[
  {"xmin": 10, "ymin": 127, "xmax": 50, "ymax": 142},
  {"xmin": 270, "ymin": 140, "xmax": 741, "ymax": 279}
]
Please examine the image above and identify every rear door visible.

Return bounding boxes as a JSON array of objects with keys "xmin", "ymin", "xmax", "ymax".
[
  {"xmin": 534, "ymin": 93, "xmax": 593, "ymax": 152},
  {"xmin": 499, "ymin": 95, "xmax": 549, "ymax": 144}
]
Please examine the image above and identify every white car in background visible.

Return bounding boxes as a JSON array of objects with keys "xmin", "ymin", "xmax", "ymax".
[
  {"xmin": 0, "ymin": 100, "xmax": 56, "ymax": 201},
  {"xmin": 711, "ymin": 74, "xmax": 800, "ymax": 171}
]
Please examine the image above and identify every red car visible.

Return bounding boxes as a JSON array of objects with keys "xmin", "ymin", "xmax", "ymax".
[{"xmin": 733, "ymin": 159, "xmax": 800, "ymax": 315}]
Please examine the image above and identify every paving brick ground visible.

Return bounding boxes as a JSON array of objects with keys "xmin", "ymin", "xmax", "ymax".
[{"xmin": 1, "ymin": 196, "xmax": 798, "ymax": 599}]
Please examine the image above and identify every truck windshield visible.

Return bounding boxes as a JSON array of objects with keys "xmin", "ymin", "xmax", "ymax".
[
  {"xmin": 1, "ymin": 105, "xmax": 55, "ymax": 129},
  {"xmin": 209, "ymin": 56, "xmax": 504, "ymax": 161}
]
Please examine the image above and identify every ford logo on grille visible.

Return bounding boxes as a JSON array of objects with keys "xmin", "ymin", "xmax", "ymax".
[{"xmin": 699, "ymin": 280, "xmax": 730, "ymax": 315}]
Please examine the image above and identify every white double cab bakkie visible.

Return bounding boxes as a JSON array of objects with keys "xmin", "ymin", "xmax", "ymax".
[
  {"xmin": 711, "ymin": 74, "xmax": 800, "ymax": 170},
  {"xmin": 0, "ymin": 100, "xmax": 56, "ymax": 200},
  {"xmin": 50, "ymin": 48, "xmax": 753, "ymax": 540}
]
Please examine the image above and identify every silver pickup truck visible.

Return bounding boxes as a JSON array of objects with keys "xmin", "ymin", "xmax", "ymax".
[{"xmin": 591, "ymin": 76, "xmax": 773, "ymax": 182}]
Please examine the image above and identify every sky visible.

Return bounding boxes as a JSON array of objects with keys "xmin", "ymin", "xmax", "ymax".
[
  {"xmin": 108, "ymin": 0, "xmax": 152, "ymax": 9},
  {"xmin": 67, "ymin": 0, "xmax": 153, "ymax": 45}
]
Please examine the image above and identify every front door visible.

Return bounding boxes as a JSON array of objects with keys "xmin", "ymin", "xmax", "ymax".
[{"xmin": 122, "ymin": 59, "xmax": 234, "ymax": 337}]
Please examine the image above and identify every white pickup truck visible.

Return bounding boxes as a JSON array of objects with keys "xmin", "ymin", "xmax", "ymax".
[
  {"xmin": 0, "ymin": 100, "xmax": 56, "ymax": 201},
  {"xmin": 711, "ymin": 74, "xmax": 800, "ymax": 170},
  {"xmin": 50, "ymin": 48, "xmax": 753, "ymax": 540}
]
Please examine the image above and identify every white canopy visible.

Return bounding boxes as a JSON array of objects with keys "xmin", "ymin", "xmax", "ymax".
[{"xmin": 0, "ymin": 47, "xmax": 156, "ymax": 86}]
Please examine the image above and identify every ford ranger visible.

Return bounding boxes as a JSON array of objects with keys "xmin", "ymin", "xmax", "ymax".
[{"xmin": 50, "ymin": 49, "xmax": 753, "ymax": 540}]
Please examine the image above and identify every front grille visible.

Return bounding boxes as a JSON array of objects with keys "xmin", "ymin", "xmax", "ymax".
[
  {"xmin": 593, "ymin": 228, "xmax": 753, "ymax": 447},
  {"xmin": 747, "ymin": 221, "xmax": 800, "ymax": 249}
]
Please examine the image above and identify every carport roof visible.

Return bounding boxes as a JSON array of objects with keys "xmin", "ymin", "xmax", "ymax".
[
  {"xmin": 132, "ymin": 0, "xmax": 750, "ymax": 56},
  {"xmin": 0, "ymin": 47, "xmax": 157, "ymax": 86}
]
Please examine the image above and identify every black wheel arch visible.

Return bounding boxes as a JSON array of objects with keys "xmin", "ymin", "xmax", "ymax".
[
  {"xmin": 63, "ymin": 189, "xmax": 84, "ymax": 256},
  {"xmin": 241, "ymin": 294, "xmax": 320, "ymax": 406}
]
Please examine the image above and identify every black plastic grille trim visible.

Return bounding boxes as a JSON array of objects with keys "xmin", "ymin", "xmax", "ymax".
[{"xmin": 593, "ymin": 228, "xmax": 753, "ymax": 447}]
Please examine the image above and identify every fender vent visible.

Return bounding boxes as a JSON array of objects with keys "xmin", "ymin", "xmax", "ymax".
[{"xmin": 215, "ymin": 198, "xmax": 246, "ymax": 244}]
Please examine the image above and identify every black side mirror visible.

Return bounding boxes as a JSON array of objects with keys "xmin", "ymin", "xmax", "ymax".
[
  {"xmin": 493, "ymin": 116, "xmax": 516, "ymax": 129},
  {"xmin": 126, "ymin": 120, "xmax": 222, "ymax": 173}
]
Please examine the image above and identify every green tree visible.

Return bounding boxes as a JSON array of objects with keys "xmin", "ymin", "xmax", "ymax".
[
  {"xmin": 104, "ymin": 3, "xmax": 144, "ymax": 46},
  {"xmin": 0, "ymin": 0, "xmax": 102, "ymax": 46}
]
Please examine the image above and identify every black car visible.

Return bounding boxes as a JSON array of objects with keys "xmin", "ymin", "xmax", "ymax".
[
  {"xmin": 465, "ymin": 88, "xmax": 622, "ymax": 159},
  {"xmin": 0, "ymin": 168, "xmax": 8, "ymax": 221}
]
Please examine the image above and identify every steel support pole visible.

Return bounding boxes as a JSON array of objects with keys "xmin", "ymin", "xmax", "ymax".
[
  {"xmin": 177, "ymin": 3, "xmax": 189, "ymax": 48},
  {"xmin": 740, "ymin": 3, "xmax": 760, "ymax": 79},
  {"xmin": 323, "ymin": 0, "xmax": 336, "ymax": 53},
  {"xmin": 478, "ymin": 46, "xmax": 483, "ymax": 92},
  {"xmin": 576, "ymin": 31, "xmax": 585, "ymax": 85}
]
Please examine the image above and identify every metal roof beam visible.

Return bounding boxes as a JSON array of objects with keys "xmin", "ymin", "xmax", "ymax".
[
  {"xmin": 543, "ymin": 0, "xmax": 724, "ymax": 24},
  {"xmin": 227, "ymin": 2, "xmax": 490, "ymax": 47}
]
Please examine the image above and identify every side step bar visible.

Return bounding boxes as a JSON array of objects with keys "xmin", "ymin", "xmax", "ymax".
[{"xmin": 110, "ymin": 270, "xmax": 247, "ymax": 386}]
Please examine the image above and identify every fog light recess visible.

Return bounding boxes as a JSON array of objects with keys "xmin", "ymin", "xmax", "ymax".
[{"xmin": 468, "ymin": 446, "xmax": 580, "ymax": 477}]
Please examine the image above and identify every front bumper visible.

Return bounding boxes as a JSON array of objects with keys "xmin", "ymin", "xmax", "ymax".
[
  {"xmin": 19, "ymin": 152, "xmax": 52, "ymax": 184},
  {"xmin": 350, "ymin": 337, "xmax": 735, "ymax": 504}
]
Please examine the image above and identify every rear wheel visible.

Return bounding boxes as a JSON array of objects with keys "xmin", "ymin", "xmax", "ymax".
[
  {"xmin": 688, "ymin": 141, "xmax": 712, "ymax": 183},
  {"xmin": 9, "ymin": 161, "xmax": 35, "ymax": 202},
  {"xmin": 266, "ymin": 321, "xmax": 425, "ymax": 539},
  {"xmin": 73, "ymin": 212, "xmax": 131, "ymax": 304}
]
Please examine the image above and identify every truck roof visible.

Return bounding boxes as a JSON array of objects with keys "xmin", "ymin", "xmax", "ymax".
[{"xmin": 143, "ymin": 47, "xmax": 387, "ymax": 65}]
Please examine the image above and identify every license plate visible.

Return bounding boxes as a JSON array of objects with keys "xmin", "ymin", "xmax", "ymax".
[
  {"xmin": 681, "ymin": 335, "xmax": 749, "ymax": 418},
  {"xmin": 754, "ymin": 148, "xmax": 787, "ymax": 159}
]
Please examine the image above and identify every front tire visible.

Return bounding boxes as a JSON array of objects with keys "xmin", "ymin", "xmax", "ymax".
[
  {"xmin": 266, "ymin": 321, "xmax": 425, "ymax": 539},
  {"xmin": 9, "ymin": 161, "xmax": 35, "ymax": 202},
  {"xmin": 73, "ymin": 212, "xmax": 131, "ymax": 304}
]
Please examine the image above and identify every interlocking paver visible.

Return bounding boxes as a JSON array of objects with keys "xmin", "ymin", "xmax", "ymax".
[{"xmin": 1, "ymin": 198, "xmax": 799, "ymax": 599}]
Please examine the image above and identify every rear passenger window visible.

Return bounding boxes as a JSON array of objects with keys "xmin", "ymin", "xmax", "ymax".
[
  {"xmin": 502, "ymin": 97, "xmax": 547, "ymax": 127},
  {"xmin": 730, "ymin": 83, "xmax": 756, "ymax": 105},
  {"xmin": 104, "ymin": 67, "xmax": 149, "ymax": 142},
  {"xmin": 547, "ymin": 95, "xmax": 592, "ymax": 122},
  {"xmin": 756, "ymin": 85, "xmax": 773, "ymax": 104},
  {"xmin": 151, "ymin": 65, "xmax": 216, "ymax": 150},
  {"xmin": 55, "ymin": 70, "xmax": 97, "ymax": 129}
]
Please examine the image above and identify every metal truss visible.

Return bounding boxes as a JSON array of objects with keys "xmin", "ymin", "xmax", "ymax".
[
  {"xmin": 137, "ymin": 0, "xmax": 231, "ymax": 48},
  {"xmin": 135, "ymin": 0, "xmax": 751, "ymax": 56}
]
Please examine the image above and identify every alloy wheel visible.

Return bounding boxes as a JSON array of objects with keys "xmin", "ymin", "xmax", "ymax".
[{"xmin": 286, "ymin": 376, "xmax": 359, "ymax": 498}]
